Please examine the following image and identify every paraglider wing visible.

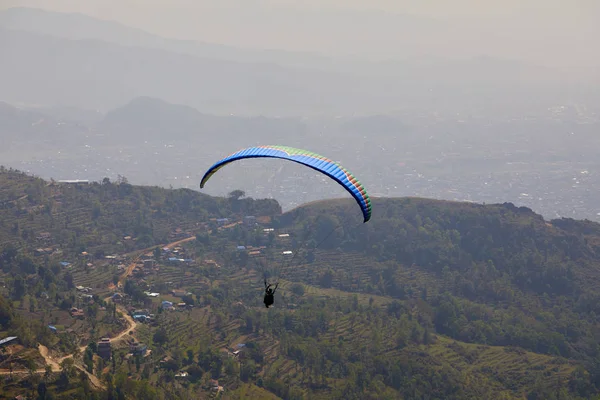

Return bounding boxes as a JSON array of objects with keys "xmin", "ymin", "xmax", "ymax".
[{"xmin": 200, "ymin": 145, "xmax": 372, "ymax": 222}]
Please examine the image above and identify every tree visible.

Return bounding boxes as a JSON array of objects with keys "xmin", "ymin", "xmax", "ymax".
[
  {"xmin": 153, "ymin": 328, "xmax": 168, "ymax": 346},
  {"xmin": 13, "ymin": 275, "xmax": 26, "ymax": 300},
  {"xmin": 26, "ymin": 357, "xmax": 36, "ymax": 377},
  {"xmin": 228, "ymin": 190, "xmax": 246, "ymax": 201},
  {"xmin": 44, "ymin": 365, "xmax": 52, "ymax": 382},
  {"xmin": 240, "ymin": 360, "xmax": 256, "ymax": 382},
  {"xmin": 187, "ymin": 364, "xmax": 203, "ymax": 382},
  {"xmin": 291, "ymin": 283, "xmax": 305, "ymax": 297},
  {"xmin": 37, "ymin": 381, "xmax": 48, "ymax": 399}
]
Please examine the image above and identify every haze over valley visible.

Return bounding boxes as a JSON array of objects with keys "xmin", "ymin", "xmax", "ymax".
[{"xmin": 1, "ymin": 5, "xmax": 599, "ymax": 222}]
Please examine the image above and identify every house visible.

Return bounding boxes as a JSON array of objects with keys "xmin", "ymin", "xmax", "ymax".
[
  {"xmin": 232, "ymin": 350, "xmax": 242, "ymax": 358},
  {"xmin": 35, "ymin": 248, "xmax": 53, "ymax": 255},
  {"xmin": 132, "ymin": 310, "xmax": 151, "ymax": 322},
  {"xmin": 171, "ymin": 228, "xmax": 188, "ymax": 239},
  {"xmin": 48, "ymin": 325, "xmax": 57, "ymax": 334},
  {"xmin": 111, "ymin": 293, "xmax": 123, "ymax": 303},
  {"xmin": 171, "ymin": 289, "xmax": 188, "ymax": 298},
  {"xmin": 70, "ymin": 308, "xmax": 84, "ymax": 319},
  {"xmin": 161, "ymin": 300, "xmax": 174, "ymax": 310},
  {"xmin": 257, "ymin": 216, "xmax": 271, "ymax": 224},
  {"xmin": 57, "ymin": 179, "xmax": 89, "ymax": 185},
  {"xmin": 243, "ymin": 215, "xmax": 256, "ymax": 226},
  {"xmin": 133, "ymin": 315, "xmax": 149, "ymax": 323},
  {"xmin": 0, "ymin": 336, "xmax": 18, "ymax": 348},
  {"xmin": 216, "ymin": 218, "xmax": 229, "ymax": 226},
  {"xmin": 97, "ymin": 338, "xmax": 111, "ymax": 359},
  {"xmin": 36, "ymin": 232, "xmax": 51, "ymax": 241},
  {"xmin": 60, "ymin": 261, "xmax": 71, "ymax": 268},
  {"xmin": 143, "ymin": 259, "xmax": 155, "ymax": 268},
  {"xmin": 130, "ymin": 341, "xmax": 148, "ymax": 356},
  {"xmin": 236, "ymin": 245, "xmax": 246, "ymax": 251},
  {"xmin": 203, "ymin": 259, "xmax": 220, "ymax": 268},
  {"xmin": 81, "ymin": 294, "xmax": 94, "ymax": 302}
]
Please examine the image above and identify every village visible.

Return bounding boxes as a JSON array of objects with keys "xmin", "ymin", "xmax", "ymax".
[{"xmin": 0, "ymin": 211, "xmax": 297, "ymax": 395}]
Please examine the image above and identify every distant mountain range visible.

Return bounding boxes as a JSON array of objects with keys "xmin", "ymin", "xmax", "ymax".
[
  {"xmin": 0, "ymin": 96, "xmax": 307, "ymax": 146},
  {"xmin": 0, "ymin": 6, "xmax": 335, "ymax": 69},
  {"xmin": 0, "ymin": 7, "xmax": 582, "ymax": 116}
]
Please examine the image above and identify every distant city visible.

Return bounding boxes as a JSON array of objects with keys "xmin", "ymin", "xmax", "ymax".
[{"xmin": 9, "ymin": 102, "xmax": 600, "ymax": 224}]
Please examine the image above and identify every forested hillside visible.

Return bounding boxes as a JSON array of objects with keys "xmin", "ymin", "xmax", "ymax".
[{"xmin": 1, "ymin": 168, "xmax": 600, "ymax": 399}]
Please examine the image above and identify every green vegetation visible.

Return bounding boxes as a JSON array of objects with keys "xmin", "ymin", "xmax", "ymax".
[{"xmin": 2, "ymin": 167, "xmax": 600, "ymax": 399}]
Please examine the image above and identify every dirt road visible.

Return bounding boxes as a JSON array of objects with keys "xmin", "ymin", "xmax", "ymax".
[
  {"xmin": 0, "ymin": 344, "xmax": 104, "ymax": 391},
  {"xmin": 0, "ymin": 234, "xmax": 194, "ymax": 385},
  {"xmin": 118, "ymin": 235, "xmax": 196, "ymax": 285},
  {"xmin": 108, "ymin": 304, "xmax": 137, "ymax": 343},
  {"xmin": 0, "ymin": 303, "xmax": 134, "ymax": 391}
]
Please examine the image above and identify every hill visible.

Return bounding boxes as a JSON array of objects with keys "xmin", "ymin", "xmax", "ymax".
[
  {"xmin": 1, "ymin": 170, "xmax": 600, "ymax": 399},
  {"xmin": 98, "ymin": 97, "xmax": 307, "ymax": 144},
  {"xmin": 0, "ymin": 98, "xmax": 310, "ymax": 190},
  {"xmin": 0, "ymin": 28, "xmax": 372, "ymax": 116}
]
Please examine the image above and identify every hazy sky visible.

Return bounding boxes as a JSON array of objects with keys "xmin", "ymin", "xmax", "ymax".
[{"xmin": 1, "ymin": 0, "xmax": 599, "ymax": 68}]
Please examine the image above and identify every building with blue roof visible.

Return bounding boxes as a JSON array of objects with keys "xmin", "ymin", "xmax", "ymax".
[{"xmin": 0, "ymin": 336, "xmax": 18, "ymax": 347}]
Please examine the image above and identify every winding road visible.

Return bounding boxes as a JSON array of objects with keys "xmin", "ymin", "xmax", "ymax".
[{"xmin": 0, "ymin": 234, "xmax": 197, "ymax": 390}]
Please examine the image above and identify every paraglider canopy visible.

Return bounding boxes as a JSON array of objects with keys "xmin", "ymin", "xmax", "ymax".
[{"xmin": 200, "ymin": 145, "xmax": 372, "ymax": 222}]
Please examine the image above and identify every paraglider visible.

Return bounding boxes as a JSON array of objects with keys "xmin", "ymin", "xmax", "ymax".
[
  {"xmin": 200, "ymin": 145, "xmax": 373, "ymax": 309},
  {"xmin": 263, "ymin": 279, "xmax": 278, "ymax": 308},
  {"xmin": 200, "ymin": 145, "xmax": 372, "ymax": 222}
]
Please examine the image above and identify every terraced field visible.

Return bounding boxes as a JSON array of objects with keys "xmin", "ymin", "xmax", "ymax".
[
  {"xmin": 423, "ymin": 336, "xmax": 577, "ymax": 398},
  {"xmin": 0, "ymin": 171, "xmax": 213, "ymax": 258},
  {"xmin": 72, "ymin": 264, "xmax": 120, "ymax": 295},
  {"xmin": 147, "ymin": 263, "xmax": 197, "ymax": 290},
  {"xmin": 156, "ymin": 307, "xmax": 244, "ymax": 351},
  {"xmin": 260, "ymin": 248, "xmax": 445, "ymax": 296},
  {"xmin": 190, "ymin": 273, "xmax": 579, "ymax": 399},
  {"xmin": 223, "ymin": 383, "xmax": 280, "ymax": 400}
]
